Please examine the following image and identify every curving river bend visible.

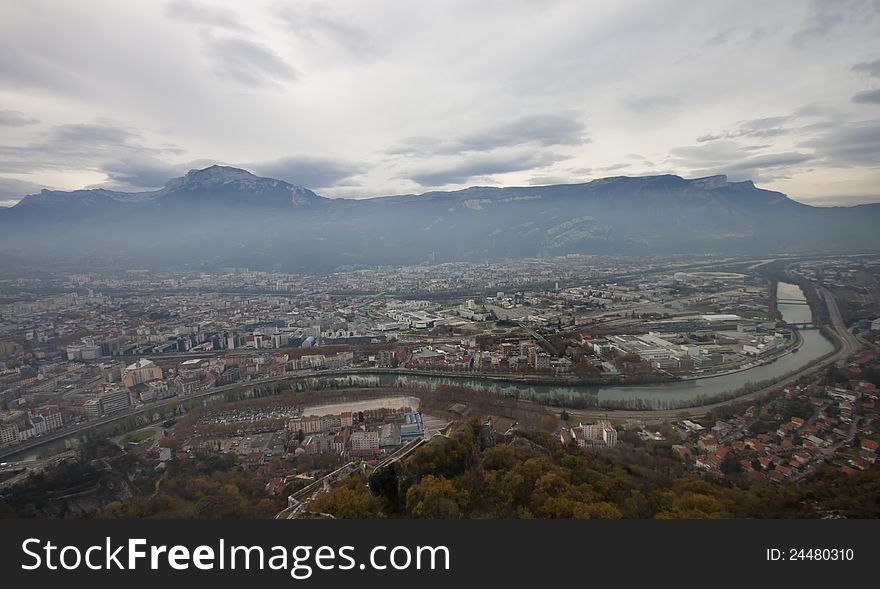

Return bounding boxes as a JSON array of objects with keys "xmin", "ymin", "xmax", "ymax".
[
  {"xmin": 5, "ymin": 283, "xmax": 834, "ymax": 461},
  {"xmin": 314, "ymin": 282, "xmax": 834, "ymax": 404}
]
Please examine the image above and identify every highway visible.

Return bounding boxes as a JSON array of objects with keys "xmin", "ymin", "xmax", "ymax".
[
  {"xmin": 557, "ymin": 284, "xmax": 861, "ymax": 421},
  {"xmin": 1, "ymin": 279, "xmax": 862, "ymax": 458},
  {"xmin": 0, "ymin": 371, "xmax": 309, "ymax": 460},
  {"xmin": 817, "ymin": 286, "xmax": 860, "ymax": 365}
]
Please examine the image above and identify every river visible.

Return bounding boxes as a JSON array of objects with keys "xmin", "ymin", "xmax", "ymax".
[
  {"xmin": 307, "ymin": 282, "xmax": 834, "ymax": 406},
  {"xmin": 6, "ymin": 283, "xmax": 833, "ymax": 460}
]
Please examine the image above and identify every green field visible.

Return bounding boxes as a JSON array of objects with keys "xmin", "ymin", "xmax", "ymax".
[{"xmin": 120, "ymin": 430, "xmax": 156, "ymax": 445}]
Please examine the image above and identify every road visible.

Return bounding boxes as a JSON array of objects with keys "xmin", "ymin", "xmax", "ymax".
[
  {"xmin": 1, "ymin": 280, "xmax": 862, "ymax": 457},
  {"xmin": 790, "ymin": 415, "xmax": 862, "ymax": 482},
  {"xmin": 0, "ymin": 371, "xmax": 310, "ymax": 460},
  {"xmin": 0, "ymin": 450, "xmax": 79, "ymax": 494},
  {"xmin": 515, "ymin": 320, "xmax": 559, "ymax": 356},
  {"xmin": 816, "ymin": 286, "xmax": 860, "ymax": 365},
  {"xmin": 557, "ymin": 285, "xmax": 861, "ymax": 422}
]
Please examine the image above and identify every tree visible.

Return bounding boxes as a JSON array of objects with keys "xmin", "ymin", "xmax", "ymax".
[
  {"xmin": 405, "ymin": 475, "xmax": 470, "ymax": 518},
  {"xmin": 720, "ymin": 454, "xmax": 743, "ymax": 475},
  {"xmin": 654, "ymin": 492, "xmax": 732, "ymax": 519},
  {"xmin": 158, "ymin": 437, "xmax": 179, "ymax": 451},
  {"xmin": 309, "ymin": 486, "xmax": 379, "ymax": 519}
]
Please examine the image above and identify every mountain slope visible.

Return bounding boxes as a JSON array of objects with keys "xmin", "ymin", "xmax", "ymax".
[
  {"xmin": 9, "ymin": 166, "xmax": 325, "ymax": 218},
  {"xmin": 0, "ymin": 167, "xmax": 877, "ymax": 271}
]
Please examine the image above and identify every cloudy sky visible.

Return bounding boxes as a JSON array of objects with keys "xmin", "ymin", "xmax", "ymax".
[{"xmin": 1, "ymin": 0, "xmax": 879, "ymax": 206}]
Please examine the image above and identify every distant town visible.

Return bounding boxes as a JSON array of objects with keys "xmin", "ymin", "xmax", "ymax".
[{"xmin": 1, "ymin": 252, "xmax": 879, "ymax": 518}]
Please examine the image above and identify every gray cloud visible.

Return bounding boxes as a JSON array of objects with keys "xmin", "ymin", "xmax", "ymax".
[
  {"xmin": 791, "ymin": 0, "xmax": 844, "ymax": 46},
  {"xmin": 670, "ymin": 141, "xmax": 757, "ymax": 167},
  {"xmin": 391, "ymin": 113, "xmax": 589, "ymax": 157},
  {"xmin": 702, "ymin": 29, "xmax": 731, "ymax": 47},
  {"xmin": 1, "ymin": 1, "xmax": 879, "ymax": 203},
  {"xmin": 794, "ymin": 102, "xmax": 844, "ymax": 119},
  {"xmin": 852, "ymin": 89, "xmax": 880, "ymax": 104},
  {"xmin": 721, "ymin": 152, "xmax": 814, "ymax": 175},
  {"xmin": 852, "ymin": 58, "xmax": 880, "ymax": 77},
  {"xmin": 0, "ymin": 109, "xmax": 39, "ymax": 126},
  {"xmin": 526, "ymin": 175, "xmax": 581, "ymax": 186},
  {"xmin": 203, "ymin": 34, "xmax": 297, "ymax": 86},
  {"xmin": 406, "ymin": 151, "xmax": 567, "ymax": 187},
  {"xmin": 0, "ymin": 176, "xmax": 49, "ymax": 202},
  {"xmin": 800, "ymin": 193, "xmax": 880, "ymax": 206},
  {"xmin": 0, "ymin": 120, "xmax": 184, "ymax": 191},
  {"xmin": 163, "ymin": 0, "xmax": 248, "ymax": 31},
  {"xmin": 250, "ymin": 155, "xmax": 368, "ymax": 189},
  {"xmin": 669, "ymin": 140, "xmax": 814, "ymax": 182},
  {"xmin": 0, "ymin": 122, "xmax": 143, "ymax": 173},
  {"xmin": 274, "ymin": 3, "xmax": 378, "ymax": 59},
  {"xmin": 457, "ymin": 114, "xmax": 589, "ymax": 152},
  {"xmin": 100, "ymin": 155, "xmax": 191, "ymax": 190},
  {"xmin": 0, "ymin": 39, "xmax": 86, "ymax": 96},
  {"xmin": 792, "ymin": 0, "xmax": 880, "ymax": 46},
  {"xmin": 799, "ymin": 119, "xmax": 880, "ymax": 165},
  {"xmin": 596, "ymin": 163, "xmax": 630, "ymax": 172},
  {"xmin": 622, "ymin": 94, "xmax": 682, "ymax": 113},
  {"xmin": 697, "ymin": 116, "xmax": 792, "ymax": 142}
]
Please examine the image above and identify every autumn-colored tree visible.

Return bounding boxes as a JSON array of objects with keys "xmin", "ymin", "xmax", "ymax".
[{"xmin": 405, "ymin": 475, "xmax": 470, "ymax": 519}]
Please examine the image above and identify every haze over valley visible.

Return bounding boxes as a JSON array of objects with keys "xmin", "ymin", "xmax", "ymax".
[{"xmin": 2, "ymin": 165, "xmax": 879, "ymax": 273}]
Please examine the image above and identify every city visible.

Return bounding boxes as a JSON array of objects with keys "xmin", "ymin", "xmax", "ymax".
[
  {"xmin": 1, "ymin": 252, "xmax": 878, "ymax": 518},
  {"xmin": 4, "ymin": 2, "xmax": 880, "ymax": 585}
]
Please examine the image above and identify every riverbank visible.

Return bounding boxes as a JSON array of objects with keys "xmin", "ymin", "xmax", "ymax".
[
  {"xmin": 0, "ymin": 281, "xmax": 847, "ymax": 461},
  {"xmin": 679, "ymin": 325, "xmax": 804, "ymax": 381}
]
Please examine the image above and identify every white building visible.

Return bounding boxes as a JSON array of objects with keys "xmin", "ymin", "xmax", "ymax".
[{"xmin": 350, "ymin": 429, "xmax": 379, "ymax": 451}]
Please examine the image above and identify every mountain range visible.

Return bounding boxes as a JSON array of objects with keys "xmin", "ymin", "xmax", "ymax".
[{"xmin": 1, "ymin": 165, "xmax": 878, "ymax": 272}]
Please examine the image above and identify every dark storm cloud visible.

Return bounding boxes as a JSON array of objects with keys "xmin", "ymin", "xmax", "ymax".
[
  {"xmin": 697, "ymin": 116, "xmax": 792, "ymax": 142},
  {"xmin": 0, "ymin": 109, "xmax": 39, "ymax": 126},
  {"xmin": 799, "ymin": 120, "xmax": 880, "ymax": 165},
  {"xmin": 852, "ymin": 89, "xmax": 880, "ymax": 104},
  {"xmin": 852, "ymin": 58, "xmax": 880, "ymax": 77},
  {"xmin": 163, "ymin": 0, "xmax": 249, "ymax": 31},
  {"xmin": 203, "ymin": 34, "xmax": 298, "ymax": 86},
  {"xmin": 390, "ymin": 113, "xmax": 589, "ymax": 157},
  {"xmin": 406, "ymin": 151, "xmax": 567, "ymax": 186},
  {"xmin": 251, "ymin": 155, "xmax": 368, "ymax": 189}
]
